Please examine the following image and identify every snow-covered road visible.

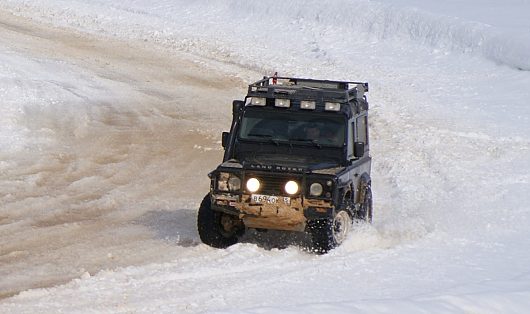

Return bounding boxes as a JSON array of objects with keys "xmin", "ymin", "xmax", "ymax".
[
  {"xmin": 1, "ymin": 0, "xmax": 530, "ymax": 313},
  {"xmin": 0, "ymin": 8, "xmax": 247, "ymax": 299}
]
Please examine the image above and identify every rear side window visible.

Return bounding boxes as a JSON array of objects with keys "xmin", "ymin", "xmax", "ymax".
[{"xmin": 356, "ymin": 116, "xmax": 368, "ymax": 144}]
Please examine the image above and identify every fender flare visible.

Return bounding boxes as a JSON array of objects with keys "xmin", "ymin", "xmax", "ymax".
[{"xmin": 358, "ymin": 173, "xmax": 371, "ymax": 203}]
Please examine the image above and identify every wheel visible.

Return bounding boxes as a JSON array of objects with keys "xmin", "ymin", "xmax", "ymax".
[
  {"xmin": 308, "ymin": 210, "xmax": 352, "ymax": 254},
  {"xmin": 197, "ymin": 193, "xmax": 243, "ymax": 248}
]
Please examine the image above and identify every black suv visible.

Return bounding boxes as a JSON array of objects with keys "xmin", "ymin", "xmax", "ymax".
[{"xmin": 197, "ymin": 76, "xmax": 372, "ymax": 253}]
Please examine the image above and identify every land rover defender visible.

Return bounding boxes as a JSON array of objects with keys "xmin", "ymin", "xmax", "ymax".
[{"xmin": 197, "ymin": 76, "xmax": 372, "ymax": 253}]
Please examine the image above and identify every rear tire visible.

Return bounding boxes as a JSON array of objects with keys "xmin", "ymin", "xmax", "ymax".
[
  {"xmin": 308, "ymin": 210, "xmax": 352, "ymax": 254},
  {"xmin": 197, "ymin": 193, "xmax": 242, "ymax": 248}
]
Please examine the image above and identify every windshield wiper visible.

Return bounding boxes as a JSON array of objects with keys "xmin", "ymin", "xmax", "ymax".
[
  {"xmin": 289, "ymin": 138, "xmax": 322, "ymax": 148},
  {"xmin": 246, "ymin": 134, "xmax": 281, "ymax": 146},
  {"xmin": 247, "ymin": 133, "xmax": 272, "ymax": 138}
]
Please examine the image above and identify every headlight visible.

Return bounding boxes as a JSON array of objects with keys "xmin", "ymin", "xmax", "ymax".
[
  {"xmin": 246, "ymin": 178, "xmax": 261, "ymax": 193},
  {"xmin": 217, "ymin": 172, "xmax": 241, "ymax": 192},
  {"xmin": 284, "ymin": 180, "xmax": 299, "ymax": 195},
  {"xmin": 310, "ymin": 183, "xmax": 323, "ymax": 196}
]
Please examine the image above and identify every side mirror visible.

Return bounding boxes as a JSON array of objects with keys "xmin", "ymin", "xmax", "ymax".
[
  {"xmin": 353, "ymin": 142, "xmax": 365, "ymax": 158},
  {"xmin": 222, "ymin": 132, "xmax": 230, "ymax": 148},
  {"xmin": 232, "ymin": 100, "xmax": 244, "ymax": 116}
]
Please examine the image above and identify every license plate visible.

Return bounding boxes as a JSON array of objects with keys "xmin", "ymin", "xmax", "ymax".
[{"xmin": 251, "ymin": 194, "xmax": 291, "ymax": 205}]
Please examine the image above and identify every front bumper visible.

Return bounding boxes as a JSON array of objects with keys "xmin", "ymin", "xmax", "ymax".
[{"xmin": 211, "ymin": 193, "xmax": 334, "ymax": 232}]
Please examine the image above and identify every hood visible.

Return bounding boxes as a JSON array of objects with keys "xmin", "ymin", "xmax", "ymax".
[{"xmin": 239, "ymin": 154, "xmax": 341, "ymax": 173}]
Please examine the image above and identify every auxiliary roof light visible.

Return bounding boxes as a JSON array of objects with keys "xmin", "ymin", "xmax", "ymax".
[
  {"xmin": 275, "ymin": 98, "xmax": 291, "ymax": 108},
  {"xmin": 250, "ymin": 97, "xmax": 267, "ymax": 106},
  {"xmin": 300, "ymin": 100, "xmax": 316, "ymax": 110},
  {"xmin": 325, "ymin": 102, "xmax": 341, "ymax": 111}
]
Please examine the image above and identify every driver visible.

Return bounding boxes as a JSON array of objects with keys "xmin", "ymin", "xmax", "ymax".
[
  {"xmin": 320, "ymin": 127, "xmax": 338, "ymax": 144},
  {"xmin": 305, "ymin": 124, "xmax": 320, "ymax": 140}
]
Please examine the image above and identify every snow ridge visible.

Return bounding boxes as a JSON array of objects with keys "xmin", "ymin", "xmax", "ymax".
[
  {"xmin": 221, "ymin": 0, "xmax": 530, "ymax": 70},
  {"xmin": 3, "ymin": 0, "xmax": 530, "ymax": 70}
]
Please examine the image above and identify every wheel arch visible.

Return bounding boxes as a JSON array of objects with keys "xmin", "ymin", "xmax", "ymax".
[{"xmin": 357, "ymin": 173, "xmax": 371, "ymax": 203}]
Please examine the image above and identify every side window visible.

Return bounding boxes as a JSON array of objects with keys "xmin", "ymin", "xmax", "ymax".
[
  {"xmin": 356, "ymin": 115, "xmax": 367, "ymax": 144},
  {"xmin": 347, "ymin": 122, "xmax": 355, "ymax": 158}
]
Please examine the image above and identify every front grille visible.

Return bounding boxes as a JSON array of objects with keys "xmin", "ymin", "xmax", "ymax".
[{"xmin": 245, "ymin": 172, "xmax": 303, "ymax": 196}]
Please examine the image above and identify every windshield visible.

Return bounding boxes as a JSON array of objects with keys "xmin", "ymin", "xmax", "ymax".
[{"xmin": 239, "ymin": 109, "xmax": 345, "ymax": 147}]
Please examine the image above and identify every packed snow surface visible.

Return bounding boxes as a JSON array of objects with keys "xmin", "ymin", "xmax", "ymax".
[{"xmin": 1, "ymin": 0, "xmax": 529, "ymax": 313}]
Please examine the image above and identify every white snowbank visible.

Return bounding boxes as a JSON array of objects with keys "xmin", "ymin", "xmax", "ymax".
[
  {"xmin": 2, "ymin": 0, "xmax": 530, "ymax": 138},
  {"xmin": 2, "ymin": 0, "xmax": 530, "ymax": 71}
]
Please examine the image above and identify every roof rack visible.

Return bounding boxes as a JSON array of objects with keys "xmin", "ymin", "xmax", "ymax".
[{"xmin": 247, "ymin": 76, "xmax": 368, "ymax": 103}]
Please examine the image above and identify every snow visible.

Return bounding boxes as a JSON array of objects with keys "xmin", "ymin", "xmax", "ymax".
[{"xmin": 1, "ymin": 0, "xmax": 530, "ymax": 313}]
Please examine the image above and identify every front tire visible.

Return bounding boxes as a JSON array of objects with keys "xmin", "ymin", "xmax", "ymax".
[
  {"xmin": 308, "ymin": 210, "xmax": 352, "ymax": 254},
  {"xmin": 197, "ymin": 193, "xmax": 243, "ymax": 248}
]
